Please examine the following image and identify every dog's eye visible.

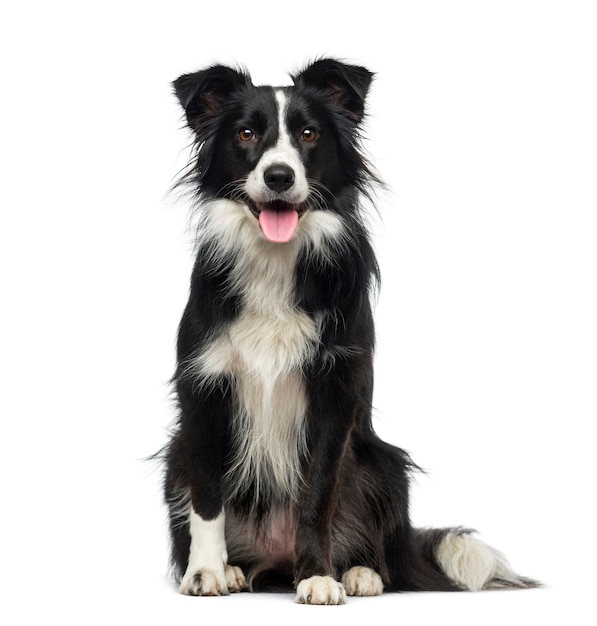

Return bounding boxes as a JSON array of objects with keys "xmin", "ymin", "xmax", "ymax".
[
  {"xmin": 301, "ymin": 128, "xmax": 318, "ymax": 142},
  {"xmin": 239, "ymin": 129, "xmax": 255, "ymax": 142}
]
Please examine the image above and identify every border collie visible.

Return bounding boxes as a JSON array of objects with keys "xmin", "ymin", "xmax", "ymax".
[{"xmin": 163, "ymin": 58, "xmax": 537, "ymax": 604}]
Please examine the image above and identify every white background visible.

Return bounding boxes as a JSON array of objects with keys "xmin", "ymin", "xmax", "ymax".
[{"xmin": 1, "ymin": 1, "xmax": 596, "ymax": 624}]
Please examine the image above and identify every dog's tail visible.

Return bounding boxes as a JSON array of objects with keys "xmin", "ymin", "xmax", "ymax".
[{"xmin": 414, "ymin": 527, "xmax": 540, "ymax": 591}]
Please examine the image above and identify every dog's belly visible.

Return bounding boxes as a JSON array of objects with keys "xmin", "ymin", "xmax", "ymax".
[
  {"xmin": 227, "ymin": 506, "xmax": 297, "ymax": 566},
  {"xmin": 257, "ymin": 508, "xmax": 297, "ymax": 563}
]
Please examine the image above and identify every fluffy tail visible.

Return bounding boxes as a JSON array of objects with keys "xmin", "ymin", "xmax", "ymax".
[{"xmin": 416, "ymin": 527, "xmax": 540, "ymax": 591}]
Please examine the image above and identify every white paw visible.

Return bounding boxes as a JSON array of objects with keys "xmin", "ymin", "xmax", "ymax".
[
  {"xmin": 295, "ymin": 575, "xmax": 347, "ymax": 605},
  {"xmin": 179, "ymin": 564, "xmax": 248, "ymax": 596},
  {"xmin": 341, "ymin": 566, "xmax": 384, "ymax": 596},
  {"xmin": 225, "ymin": 564, "xmax": 248, "ymax": 593},
  {"xmin": 179, "ymin": 566, "xmax": 229, "ymax": 596}
]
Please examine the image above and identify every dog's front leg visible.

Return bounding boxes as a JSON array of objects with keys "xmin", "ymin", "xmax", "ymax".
[
  {"xmin": 180, "ymin": 509, "xmax": 230, "ymax": 596},
  {"xmin": 294, "ymin": 359, "xmax": 363, "ymax": 605},
  {"xmin": 176, "ymin": 378, "xmax": 242, "ymax": 596}
]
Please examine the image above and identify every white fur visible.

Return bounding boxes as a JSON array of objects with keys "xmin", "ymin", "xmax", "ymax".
[
  {"xmin": 198, "ymin": 198, "xmax": 344, "ymax": 262},
  {"xmin": 225, "ymin": 564, "xmax": 248, "ymax": 592},
  {"xmin": 189, "ymin": 200, "xmax": 346, "ymax": 502},
  {"xmin": 295, "ymin": 576, "xmax": 347, "ymax": 605},
  {"xmin": 179, "ymin": 510, "xmax": 229, "ymax": 595},
  {"xmin": 341, "ymin": 566, "xmax": 384, "ymax": 596},
  {"xmin": 298, "ymin": 209, "xmax": 347, "ymax": 259},
  {"xmin": 244, "ymin": 90, "xmax": 309, "ymax": 204},
  {"xmin": 436, "ymin": 531, "xmax": 525, "ymax": 591},
  {"xmin": 190, "ymin": 225, "xmax": 315, "ymax": 500},
  {"xmin": 167, "ymin": 486, "xmax": 192, "ymax": 530}
]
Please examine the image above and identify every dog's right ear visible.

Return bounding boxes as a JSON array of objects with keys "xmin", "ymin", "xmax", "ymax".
[{"xmin": 173, "ymin": 65, "xmax": 250, "ymax": 129}]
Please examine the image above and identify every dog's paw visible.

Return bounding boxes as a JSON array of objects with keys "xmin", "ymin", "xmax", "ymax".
[
  {"xmin": 225, "ymin": 564, "xmax": 248, "ymax": 593},
  {"xmin": 180, "ymin": 564, "xmax": 248, "ymax": 596},
  {"xmin": 341, "ymin": 566, "xmax": 384, "ymax": 596},
  {"xmin": 179, "ymin": 566, "xmax": 230, "ymax": 596},
  {"xmin": 295, "ymin": 575, "xmax": 346, "ymax": 605}
]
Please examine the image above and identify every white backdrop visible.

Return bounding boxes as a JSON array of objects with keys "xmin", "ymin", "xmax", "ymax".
[{"xmin": 2, "ymin": 1, "xmax": 595, "ymax": 624}]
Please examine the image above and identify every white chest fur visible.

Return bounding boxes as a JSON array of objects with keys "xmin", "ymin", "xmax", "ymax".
[{"xmin": 192, "ymin": 226, "xmax": 319, "ymax": 502}]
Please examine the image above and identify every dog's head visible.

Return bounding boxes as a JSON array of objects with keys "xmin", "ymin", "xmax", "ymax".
[{"xmin": 174, "ymin": 59, "xmax": 374, "ymax": 243}]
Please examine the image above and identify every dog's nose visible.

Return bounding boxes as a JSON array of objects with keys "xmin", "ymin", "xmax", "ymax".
[{"xmin": 264, "ymin": 164, "xmax": 295, "ymax": 193}]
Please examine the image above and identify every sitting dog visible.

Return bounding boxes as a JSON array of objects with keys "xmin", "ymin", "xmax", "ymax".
[{"xmin": 162, "ymin": 58, "xmax": 537, "ymax": 604}]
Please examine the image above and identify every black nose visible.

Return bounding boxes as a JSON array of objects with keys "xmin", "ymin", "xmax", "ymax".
[{"xmin": 264, "ymin": 164, "xmax": 295, "ymax": 193}]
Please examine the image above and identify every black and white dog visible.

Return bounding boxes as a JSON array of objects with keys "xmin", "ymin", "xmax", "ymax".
[{"xmin": 163, "ymin": 59, "xmax": 536, "ymax": 604}]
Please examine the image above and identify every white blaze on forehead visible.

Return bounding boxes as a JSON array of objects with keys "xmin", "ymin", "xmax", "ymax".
[
  {"xmin": 274, "ymin": 90, "xmax": 294, "ymax": 155},
  {"xmin": 276, "ymin": 90, "xmax": 286, "ymax": 132},
  {"xmin": 244, "ymin": 89, "xmax": 309, "ymax": 204}
]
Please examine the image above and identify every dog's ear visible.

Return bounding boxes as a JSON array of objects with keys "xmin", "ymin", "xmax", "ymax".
[
  {"xmin": 292, "ymin": 59, "xmax": 374, "ymax": 124},
  {"xmin": 173, "ymin": 65, "xmax": 251, "ymax": 129}
]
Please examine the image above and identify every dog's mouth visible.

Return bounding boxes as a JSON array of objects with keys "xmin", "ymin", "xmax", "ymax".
[{"xmin": 247, "ymin": 200, "xmax": 306, "ymax": 243}]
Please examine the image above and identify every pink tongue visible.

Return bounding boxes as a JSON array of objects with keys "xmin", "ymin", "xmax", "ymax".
[{"xmin": 258, "ymin": 209, "xmax": 299, "ymax": 243}]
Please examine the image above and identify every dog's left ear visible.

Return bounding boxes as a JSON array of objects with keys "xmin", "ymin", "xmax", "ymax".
[{"xmin": 292, "ymin": 59, "xmax": 373, "ymax": 124}]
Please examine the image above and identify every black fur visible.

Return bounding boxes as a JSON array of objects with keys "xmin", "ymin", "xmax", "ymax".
[{"xmin": 162, "ymin": 59, "xmax": 537, "ymax": 600}]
